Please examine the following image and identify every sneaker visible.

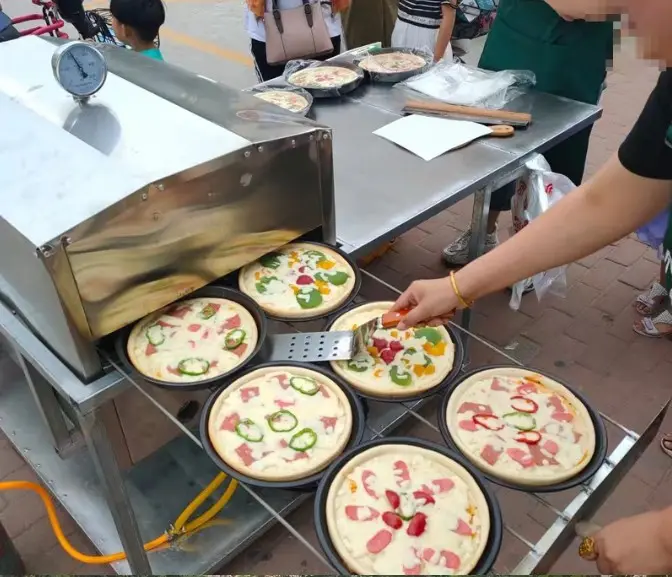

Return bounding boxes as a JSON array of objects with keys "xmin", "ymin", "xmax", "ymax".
[{"xmin": 442, "ymin": 228, "xmax": 499, "ymax": 266}]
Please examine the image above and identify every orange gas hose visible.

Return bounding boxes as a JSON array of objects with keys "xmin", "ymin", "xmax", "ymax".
[{"xmin": 0, "ymin": 473, "xmax": 237, "ymax": 564}]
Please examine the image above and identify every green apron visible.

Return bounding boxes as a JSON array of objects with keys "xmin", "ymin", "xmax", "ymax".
[
  {"xmin": 479, "ymin": 0, "xmax": 614, "ymax": 184},
  {"xmin": 342, "ymin": 0, "xmax": 398, "ymax": 49}
]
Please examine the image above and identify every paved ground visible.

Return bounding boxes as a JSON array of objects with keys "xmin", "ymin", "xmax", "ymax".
[{"xmin": 0, "ymin": 1, "xmax": 670, "ymax": 573}]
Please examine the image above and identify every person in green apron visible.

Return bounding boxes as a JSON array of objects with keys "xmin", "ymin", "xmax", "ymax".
[
  {"xmin": 342, "ymin": 0, "xmax": 398, "ymax": 49},
  {"xmin": 442, "ymin": 0, "xmax": 615, "ymax": 265}
]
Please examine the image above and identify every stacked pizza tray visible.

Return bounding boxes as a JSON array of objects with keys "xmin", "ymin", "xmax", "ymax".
[
  {"xmin": 112, "ymin": 239, "xmax": 608, "ymax": 575},
  {"xmin": 353, "ymin": 47, "xmax": 433, "ymax": 84},
  {"xmin": 284, "ymin": 61, "xmax": 366, "ymax": 98}
]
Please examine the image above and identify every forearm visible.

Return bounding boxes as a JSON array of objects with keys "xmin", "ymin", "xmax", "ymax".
[
  {"xmin": 457, "ymin": 154, "xmax": 672, "ymax": 301},
  {"xmin": 659, "ymin": 506, "xmax": 672, "ymax": 563},
  {"xmin": 434, "ymin": 4, "xmax": 456, "ymax": 61}
]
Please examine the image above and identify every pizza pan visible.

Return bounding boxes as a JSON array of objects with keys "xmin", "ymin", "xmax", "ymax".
[
  {"xmin": 322, "ymin": 304, "xmax": 465, "ymax": 403},
  {"xmin": 114, "ymin": 285, "xmax": 269, "ymax": 391},
  {"xmin": 199, "ymin": 361, "xmax": 367, "ymax": 491},
  {"xmin": 238, "ymin": 240, "xmax": 362, "ymax": 324},
  {"xmin": 353, "ymin": 47, "xmax": 433, "ymax": 84},
  {"xmin": 284, "ymin": 61, "xmax": 365, "ymax": 98},
  {"xmin": 314, "ymin": 437, "xmax": 503, "ymax": 575},
  {"xmin": 437, "ymin": 365, "xmax": 608, "ymax": 493},
  {"xmin": 245, "ymin": 85, "xmax": 313, "ymax": 116}
]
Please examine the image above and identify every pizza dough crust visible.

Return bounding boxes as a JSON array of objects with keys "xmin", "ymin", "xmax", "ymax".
[
  {"xmin": 207, "ymin": 366, "xmax": 353, "ymax": 481},
  {"xmin": 359, "ymin": 52, "xmax": 427, "ymax": 74},
  {"xmin": 127, "ymin": 297, "xmax": 258, "ymax": 384},
  {"xmin": 446, "ymin": 367, "xmax": 596, "ymax": 486},
  {"xmin": 239, "ymin": 242, "xmax": 357, "ymax": 319},
  {"xmin": 329, "ymin": 301, "xmax": 455, "ymax": 397},
  {"xmin": 253, "ymin": 90, "xmax": 309, "ymax": 113},
  {"xmin": 288, "ymin": 66, "xmax": 359, "ymax": 89},
  {"xmin": 325, "ymin": 444, "xmax": 490, "ymax": 575}
]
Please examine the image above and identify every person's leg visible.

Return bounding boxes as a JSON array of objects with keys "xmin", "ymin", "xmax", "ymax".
[
  {"xmin": 634, "ymin": 261, "xmax": 668, "ymax": 316},
  {"xmin": 442, "ymin": 182, "xmax": 514, "ymax": 265},
  {"xmin": 250, "ymin": 38, "xmax": 286, "ymax": 81}
]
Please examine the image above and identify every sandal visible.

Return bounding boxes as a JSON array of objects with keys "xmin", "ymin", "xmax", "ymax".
[
  {"xmin": 634, "ymin": 282, "xmax": 668, "ymax": 316},
  {"xmin": 661, "ymin": 433, "xmax": 672, "ymax": 458},
  {"xmin": 633, "ymin": 308, "xmax": 672, "ymax": 338}
]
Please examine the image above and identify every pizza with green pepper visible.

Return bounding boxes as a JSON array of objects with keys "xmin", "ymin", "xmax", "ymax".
[
  {"xmin": 126, "ymin": 297, "xmax": 258, "ymax": 384},
  {"xmin": 207, "ymin": 366, "xmax": 353, "ymax": 481},
  {"xmin": 445, "ymin": 367, "xmax": 596, "ymax": 486},
  {"xmin": 329, "ymin": 302, "xmax": 456, "ymax": 398},
  {"xmin": 238, "ymin": 242, "xmax": 357, "ymax": 319}
]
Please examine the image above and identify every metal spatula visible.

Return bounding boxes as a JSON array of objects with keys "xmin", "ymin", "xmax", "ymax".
[{"xmin": 351, "ymin": 309, "xmax": 410, "ymax": 357}]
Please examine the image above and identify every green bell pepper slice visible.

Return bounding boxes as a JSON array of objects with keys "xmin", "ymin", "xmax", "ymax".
[
  {"xmin": 146, "ymin": 324, "xmax": 165, "ymax": 346},
  {"xmin": 224, "ymin": 329, "xmax": 246, "ymax": 350},
  {"xmin": 267, "ymin": 410, "xmax": 298, "ymax": 433},
  {"xmin": 390, "ymin": 365, "xmax": 413, "ymax": 387},
  {"xmin": 289, "ymin": 428, "xmax": 317, "ymax": 451},
  {"xmin": 503, "ymin": 411, "xmax": 537, "ymax": 431},
  {"xmin": 235, "ymin": 418, "xmax": 264, "ymax": 442},
  {"xmin": 290, "ymin": 376, "xmax": 319, "ymax": 396},
  {"xmin": 177, "ymin": 357, "xmax": 210, "ymax": 376}
]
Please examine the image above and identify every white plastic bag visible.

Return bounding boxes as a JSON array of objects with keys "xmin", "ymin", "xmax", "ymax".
[{"xmin": 509, "ymin": 154, "xmax": 574, "ymax": 310}]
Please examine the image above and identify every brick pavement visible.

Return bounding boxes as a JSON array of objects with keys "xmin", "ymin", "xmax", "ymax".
[{"xmin": 1, "ymin": 42, "xmax": 670, "ymax": 574}]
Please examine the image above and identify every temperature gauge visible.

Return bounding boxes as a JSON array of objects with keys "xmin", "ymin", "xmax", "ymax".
[{"xmin": 51, "ymin": 41, "xmax": 107, "ymax": 102}]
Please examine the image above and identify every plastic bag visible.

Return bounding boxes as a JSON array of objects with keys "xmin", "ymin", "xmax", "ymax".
[
  {"xmin": 400, "ymin": 60, "xmax": 535, "ymax": 109},
  {"xmin": 636, "ymin": 209, "xmax": 670, "ymax": 260},
  {"xmin": 509, "ymin": 154, "xmax": 574, "ymax": 311},
  {"xmin": 354, "ymin": 47, "xmax": 433, "ymax": 84},
  {"xmin": 283, "ymin": 59, "xmax": 364, "ymax": 98},
  {"xmin": 243, "ymin": 85, "xmax": 314, "ymax": 116}
]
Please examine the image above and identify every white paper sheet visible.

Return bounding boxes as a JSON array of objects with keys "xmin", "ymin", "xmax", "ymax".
[{"xmin": 373, "ymin": 114, "xmax": 492, "ymax": 161}]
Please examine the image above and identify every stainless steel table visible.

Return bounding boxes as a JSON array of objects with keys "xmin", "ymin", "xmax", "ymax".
[{"xmin": 1, "ymin": 56, "xmax": 663, "ymax": 576}]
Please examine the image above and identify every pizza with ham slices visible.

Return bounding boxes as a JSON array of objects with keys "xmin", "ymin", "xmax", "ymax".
[
  {"xmin": 445, "ymin": 367, "xmax": 596, "ymax": 486},
  {"xmin": 127, "ymin": 297, "xmax": 258, "ymax": 384},
  {"xmin": 288, "ymin": 66, "xmax": 359, "ymax": 90},
  {"xmin": 358, "ymin": 52, "xmax": 427, "ymax": 75},
  {"xmin": 207, "ymin": 366, "xmax": 353, "ymax": 481},
  {"xmin": 253, "ymin": 90, "xmax": 310, "ymax": 113},
  {"xmin": 329, "ymin": 302, "xmax": 455, "ymax": 397},
  {"xmin": 325, "ymin": 443, "xmax": 490, "ymax": 575},
  {"xmin": 239, "ymin": 242, "xmax": 357, "ymax": 319}
]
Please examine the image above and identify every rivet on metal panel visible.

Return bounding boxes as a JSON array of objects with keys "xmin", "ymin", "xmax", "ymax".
[
  {"xmin": 322, "ymin": 133, "xmax": 330, "ymax": 140},
  {"xmin": 61, "ymin": 236, "xmax": 72, "ymax": 246},
  {"xmin": 240, "ymin": 173, "xmax": 252, "ymax": 187},
  {"xmin": 141, "ymin": 192, "xmax": 148, "ymax": 201},
  {"xmin": 309, "ymin": 135, "xmax": 314, "ymax": 141},
  {"xmin": 38, "ymin": 244, "xmax": 53, "ymax": 258},
  {"xmin": 291, "ymin": 139, "xmax": 297, "ymax": 148},
  {"xmin": 257, "ymin": 145, "xmax": 264, "ymax": 153},
  {"xmin": 157, "ymin": 184, "xmax": 165, "ymax": 191},
  {"xmin": 152, "ymin": 212, "xmax": 160, "ymax": 221},
  {"xmin": 244, "ymin": 150, "xmax": 251, "ymax": 158}
]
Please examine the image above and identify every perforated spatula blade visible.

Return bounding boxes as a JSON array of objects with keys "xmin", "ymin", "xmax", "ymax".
[{"xmin": 351, "ymin": 309, "xmax": 410, "ymax": 357}]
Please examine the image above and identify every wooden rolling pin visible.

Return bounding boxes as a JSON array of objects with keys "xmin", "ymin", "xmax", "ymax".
[{"xmin": 405, "ymin": 99, "xmax": 532, "ymax": 126}]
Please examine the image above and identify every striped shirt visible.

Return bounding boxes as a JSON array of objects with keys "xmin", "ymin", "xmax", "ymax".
[{"xmin": 397, "ymin": 0, "xmax": 446, "ymax": 29}]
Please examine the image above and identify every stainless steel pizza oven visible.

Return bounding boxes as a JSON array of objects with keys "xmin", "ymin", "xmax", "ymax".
[{"xmin": 0, "ymin": 36, "xmax": 336, "ymax": 383}]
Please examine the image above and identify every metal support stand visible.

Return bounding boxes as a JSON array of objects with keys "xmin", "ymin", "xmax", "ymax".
[{"xmin": 77, "ymin": 409, "xmax": 152, "ymax": 574}]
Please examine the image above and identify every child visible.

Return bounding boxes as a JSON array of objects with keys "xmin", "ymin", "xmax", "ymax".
[
  {"xmin": 391, "ymin": 0, "xmax": 457, "ymax": 62},
  {"xmin": 110, "ymin": 0, "xmax": 165, "ymax": 60}
]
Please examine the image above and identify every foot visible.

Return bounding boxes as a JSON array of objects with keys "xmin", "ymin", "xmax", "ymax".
[
  {"xmin": 634, "ymin": 281, "xmax": 668, "ymax": 316},
  {"xmin": 661, "ymin": 433, "xmax": 672, "ymax": 458},
  {"xmin": 442, "ymin": 228, "xmax": 499, "ymax": 266},
  {"xmin": 632, "ymin": 308, "xmax": 672, "ymax": 338}
]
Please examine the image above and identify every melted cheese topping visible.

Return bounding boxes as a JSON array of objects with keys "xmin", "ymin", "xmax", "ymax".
[
  {"xmin": 127, "ymin": 297, "xmax": 258, "ymax": 383},
  {"xmin": 239, "ymin": 242, "xmax": 356, "ymax": 319},
  {"xmin": 329, "ymin": 302, "xmax": 455, "ymax": 397},
  {"xmin": 254, "ymin": 90, "xmax": 309, "ymax": 113},
  {"xmin": 289, "ymin": 66, "xmax": 359, "ymax": 89},
  {"xmin": 208, "ymin": 367, "xmax": 353, "ymax": 481},
  {"xmin": 359, "ymin": 52, "xmax": 427, "ymax": 74},
  {"xmin": 446, "ymin": 368, "xmax": 596, "ymax": 485},
  {"xmin": 326, "ymin": 445, "xmax": 489, "ymax": 575}
]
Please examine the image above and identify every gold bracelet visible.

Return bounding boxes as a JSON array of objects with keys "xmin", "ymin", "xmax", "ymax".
[{"xmin": 450, "ymin": 271, "xmax": 473, "ymax": 309}]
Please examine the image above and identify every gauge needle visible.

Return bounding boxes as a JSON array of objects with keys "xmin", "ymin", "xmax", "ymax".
[{"xmin": 69, "ymin": 53, "xmax": 88, "ymax": 79}]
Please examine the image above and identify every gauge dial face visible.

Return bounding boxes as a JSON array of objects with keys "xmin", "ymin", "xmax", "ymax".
[{"xmin": 53, "ymin": 42, "xmax": 107, "ymax": 98}]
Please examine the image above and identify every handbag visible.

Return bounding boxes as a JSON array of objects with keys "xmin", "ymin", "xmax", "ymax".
[{"xmin": 264, "ymin": 0, "xmax": 334, "ymax": 65}]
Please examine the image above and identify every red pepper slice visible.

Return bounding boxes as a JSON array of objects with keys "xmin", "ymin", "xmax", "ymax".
[
  {"xmin": 385, "ymin": 489, "xmax": 401, "ymax": 510},
  {"xmin": 382, "ymin": 511, "xmax": 403, "ymax": 530},
  {"xmin": 472, "ymin": 413, "xmax": 504, "ymax": 431},
  {"xmin": 510, "ymin": 395, "xmax": 539, "ymax": 413},
  {"xmin": 515, "ymin": 430, "xmax": 541, "ymax": 445}
]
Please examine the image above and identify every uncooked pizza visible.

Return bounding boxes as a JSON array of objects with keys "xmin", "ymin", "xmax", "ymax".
[
  {"xmin": 238, "ymin": 242, "xmax": 357, "ymax": 319},
  {"xmin": 253, "ymin": 90, "xmax": 309, "ymax": 113},
  {"xmin": 127, "ymin": 297, "xmax": 258, "ymax": 383},
  {"xmin": 359, "ymin": 52, "xmax": 427, "ymax": 74},
  {"xmin": 288, "ymin": 65, "xmax": 359, "ymax": 89},
  {"xmin": 329, "ymin": 302, "xmax": 455, "ymax": 397},
  {"xmin": 207, "ymin": 366, "xmax": 353, "ymax": 481},
  {"xmin": 325, "ymin": 443, "xmax": 490, "ymax": 575},
  {"xmin": 446, "ymin": 367, "xmax": 596, "ymax": 486}
]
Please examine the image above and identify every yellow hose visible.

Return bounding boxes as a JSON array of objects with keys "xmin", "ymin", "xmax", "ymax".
[{"xmin": 0, "ymin": 472, "xmax": 237, "ymax": 564}]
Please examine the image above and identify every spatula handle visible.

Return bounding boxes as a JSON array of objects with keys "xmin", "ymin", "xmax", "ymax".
[
  {"xmin": 489, "ymin": 125, "xmax": 515, "ymax": 137},
  {"xmin": 405, "ymin": 99, "xmax": 532, "ymax": 124}
]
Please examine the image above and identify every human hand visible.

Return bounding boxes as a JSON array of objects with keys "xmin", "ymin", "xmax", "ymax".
[
  {"xmin": 591, "ymin": 510, "xmax": 672, "ymax": 574},
  {"xmin": 391, "ymin": 277, "xmax": 459, "ymax": 330}
]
